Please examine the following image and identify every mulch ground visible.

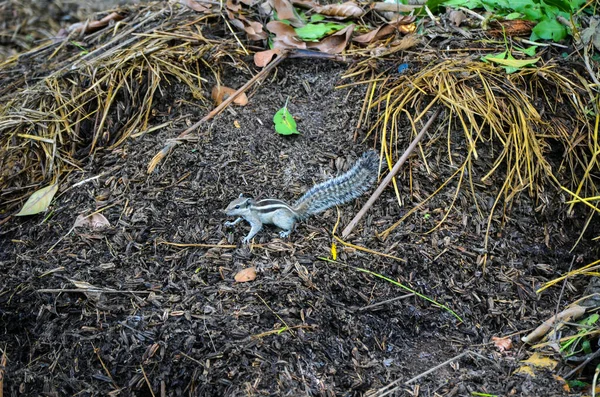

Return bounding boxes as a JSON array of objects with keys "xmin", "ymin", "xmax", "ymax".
[{"xmin": 1, "ymin": 2, "xmax": 598, "ymax": 397}]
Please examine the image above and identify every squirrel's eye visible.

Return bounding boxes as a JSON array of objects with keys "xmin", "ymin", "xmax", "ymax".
[{"xmin": 234, "ymin": 205, "xmax": 240, "ymax": 209}]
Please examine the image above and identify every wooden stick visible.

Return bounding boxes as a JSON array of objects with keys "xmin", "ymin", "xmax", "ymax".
[
  {"xmin": 341, "ymin": 107, "xmax": 442, "ymax": 238},
  {"xmin": 148, "ymin": 51, "xmax": 289, "ymax": 173}
]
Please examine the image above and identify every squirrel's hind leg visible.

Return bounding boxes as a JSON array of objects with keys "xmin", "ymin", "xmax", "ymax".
[{"xmin": 272, "ymin": 209, "xmax": 296, "ymax": 239}]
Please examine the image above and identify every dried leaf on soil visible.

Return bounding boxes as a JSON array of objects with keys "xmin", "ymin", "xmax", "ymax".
[
  {"xmin": 313, "ymin": 2, "xmax": 364, "ymax": 19},
  {"xmin": 491, "ymin": 336, "xmax": 512, "ymax": 352},
  {"xmin": 182, "ymin": 0, "xmax": 212, "ymax": 12},
  {"xmin": 306, "ymin": 24, "xmax": 354, "ymax": 54},
  {"xmin": 229, "ymin": 12, "xmax": 268, "ymax": 40},
  {"xmin": 67, "ymin": 12, "xmax": 124, "ymax": 34},
  {"xmin": 448, "ymin": 10, "xmax": 466, "ymax": 27},
  {"xmin": 74, "ymin": 213, "xmax": 111, "ymax": 229},
  {"xmin": 267, "ymin": 21, "xmax": 306, "ymax": 49},
  {"xmin": 234, "ymin": 267, "xmax": 257, "ymax": 282},
  {"xmin": 353, "ymin": 17, "xmax": 415, "ymax": 44},
  {"xmin": 211, "ymin": 85, "xmax": 249, "ymax": 106},
  {"xmin": 271, "ymin": 0, "xmax": 303, "ymax": 26},
  {"xmin": 514, "ymin": 352, "xmax": 558, "ymax": 376},
  {"xmin": 254, "ymin": 49, "xmax": 282, "ymax": 67},
  {"xmin": 15, "ymin": 183, "xmax": 59, "ymax": 216}
]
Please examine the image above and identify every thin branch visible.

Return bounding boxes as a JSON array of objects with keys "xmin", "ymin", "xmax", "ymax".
[{"xmin": 342, "ymin": 106, "xmax": 442, "ymax": 238}]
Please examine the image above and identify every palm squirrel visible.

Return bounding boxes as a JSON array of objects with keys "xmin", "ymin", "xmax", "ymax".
[{"xmin": 224, "ymin": 151, "xmax": 379, "ymax": 243}]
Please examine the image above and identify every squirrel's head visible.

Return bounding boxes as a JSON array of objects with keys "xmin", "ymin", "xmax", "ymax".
[{"xmin": 224, "ymin": 194, "xmax": 253, "ymax": 216}]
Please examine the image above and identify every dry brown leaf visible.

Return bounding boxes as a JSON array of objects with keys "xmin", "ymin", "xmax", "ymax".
[
  {"xmin": 67, "ymin": 12, "xmax": 124, "ymax": 34},
  {"xmin": 267, "ymin": 21, "xmax": 306, "ymax": 49},
  {"xmin": 306, "ymin": 24, "xmax": 354, "ymax": 54},
  {"xmin": 183, "ymin": 0, "xmax": 211, "ymax": 12},
  {"xmin": 229, "ymin": 12, "xmax": 268, "ymax": 40},
  {"xmin": 271, "ymin": 0, "xmax": 300, "ymax": 24},
  {"xmin": 491, "ymin": 336, "xmax": 512, "ymax": 352},
  {"xmin": 353, "ymin": 16, "xmax": 415, "ymax": 44},
  {"xmin": 370, "ymin": 2, "xmax": 420, "ymax": 13},
  {"xmin": 254, "ymin": 49, "xmax": 282, "ymax": 67},
  {"xmin": 68, "ymin": 12, "xmax": 124, "ymax": 34},
  {"xmin": 74, "ymin": 213, "xmax": 111, "ymax": 229},
  {"xmin": 488, "ymin": 19, "xmax": 535, "ymax": 37},
  {"xmin": 211, "ymin": 85, "xmax": 249, "ymax": 106},
  {"xmin": 234, "ymin": 267, "xmax": 257, "ymax": 282},
  {"xmin": 226, "ymin": 0, "xmax": 242, "ymax": 11},
  {"xmin": 448, "ymin": 9, "xmax": 467, "ymax": 27},
  {"xmin": 291, "ymin": 0, "xmax": 317, "ymax": 8},
  {"xmin": 312, "ymin": 2, "xmax": 364, "ymax": 20}
]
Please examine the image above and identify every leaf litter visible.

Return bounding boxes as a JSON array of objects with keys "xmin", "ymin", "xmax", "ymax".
[{"xmin": 0, "ymin": 0, "xmax": 599, "ymax": 395}]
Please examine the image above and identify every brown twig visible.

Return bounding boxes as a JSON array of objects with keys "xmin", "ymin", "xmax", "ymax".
[
  {"xmin": 341, "ymin": 106, "xmax": 442, "ymax": 238},
  {"xmin": 148, "ymin": 51, "xmax": 290, "ymax": 173},
  {"xmin": 521, "ymin": 304, "xmax": 587, "ymax": 344}
]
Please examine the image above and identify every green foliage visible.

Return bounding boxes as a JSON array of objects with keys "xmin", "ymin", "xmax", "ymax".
[
  {"xmin": 273, "ymin": 104, "xmax": 299, "ymax": 135},
  {"xmin": 295, "ymin": 22, "xmax": 346, "ymax": 41},
  {"xmin": 428, "ymin": 0, "xmax": 589, "ymax": 43},
  {"xmin": 482, "ymin": 50, "xmax": 540, "ymax": 73}
]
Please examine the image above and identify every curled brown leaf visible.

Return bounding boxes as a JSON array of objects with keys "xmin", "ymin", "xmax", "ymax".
[
  {"xmin": 254, "ymin": 49, "xmax": 282, "ymax": 67},
  {"xmin": 267, "ymin": 21, "xmax": 306, "ymax": 49},
  {"xmin": 211, "ymin": 85, "xmax": 249, "ymax": 106},
  {"xmin": 67, "ymin": 12, "xmax": 124, "ymax": 34},
  {"xmin": 183, "ymin": 0, "xmax": 212, "ymax": 12},
  {"xmin": 313, "ymin": 2, "xmax": 364, "ymax": 20},
  {"xmin": 353, "ymin": 16, "xmax": 415, "ymax": 44},
  {"xmin": 306, "ymin": 24, "xmax": 354, "ymax": 54}
]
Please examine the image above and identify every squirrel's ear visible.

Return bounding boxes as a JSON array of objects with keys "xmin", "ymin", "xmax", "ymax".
[{"xmin": 239, "ymin": 193, "xmax": 244, "ymax": 198}]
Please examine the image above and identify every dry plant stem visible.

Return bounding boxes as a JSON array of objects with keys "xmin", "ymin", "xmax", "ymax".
[
  {"xmin": 341, "ymin": 107, "xmax": 442, "ymax": 238},
  {"xmin": 148, "ymin": 51, "xmax": 289, "ymax": 173},
  {"xmin": 521, "ymin": 304, "xmax": 587, "ymax": 344}
]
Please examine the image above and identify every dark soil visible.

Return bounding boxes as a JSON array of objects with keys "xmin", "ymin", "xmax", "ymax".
[{"xmin": 1, "ymin": 3, "xmax": 599, "ymax": 397}]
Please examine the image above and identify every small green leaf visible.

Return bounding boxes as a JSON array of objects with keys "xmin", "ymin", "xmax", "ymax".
[
  {"xmin": 532, "ymin": 18, "xmax": 567, "ymax": 41},
  {"xmin": 504, "ymin": 12, "xmax": 523, "ymax": 20},
  {"xmin": 295, "ymin": 22, "xmax": 345, "ymax": 41},
  {"xmin": 514, "ymin": 45, "xmax": 538, "ymax": 56},
  {"xmin": 274, "ymin": 107, "xmax": 299, "ymax": 135},
  {"xmin": 310, "ymin": 14, "xmax": 326, "ymax": 22},
  {"xmin": 16, "ymin": 183, "xmax": 59, "ymax": 216}
]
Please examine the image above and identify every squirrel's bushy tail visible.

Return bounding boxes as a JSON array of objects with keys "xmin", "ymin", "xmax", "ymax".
[{"xmin": 293, "ymin": 150, "xmax": 379, "ymax": 219}]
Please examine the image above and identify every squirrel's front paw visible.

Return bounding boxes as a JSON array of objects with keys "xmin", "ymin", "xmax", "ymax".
[
  {"xmin": 224, "ymin": 221, "xmax": 234, "ymax": 227},
  {"xmin": 241, "ymin": 237, "xmax": 251, "ymax": 245}
]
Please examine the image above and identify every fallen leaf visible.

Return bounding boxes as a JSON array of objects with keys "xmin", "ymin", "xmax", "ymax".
[
  {"xmin": 353, "ymin": 16, "xmax": 415, "ymax": 44},
  {"xmin": 306, "ymin": 24, "xmax": 354, "ymax": 54},
  {"xmin": 182, "ymin": 0, "xmax": 211, "ymax": 12},
  {"xmin": 74, "ymin": 213, "xmax": 111, "ymax": 229},
  {"xmin": 273, "ymin": 106, "xmax": 299, "ymax": 135},
  {"xmin": 67, "ymin": 12, "xmax": 124, "ymax": 34},
  {"xmin": 229, "ymin": 12, "xmax": 268, "ymax": 40},
  {"xmin": 254, "ymin": 49, "xmax": 282, "ymax": 67},
  {"xmin": 16, "ymin": 183, "xmax": 59, "ymax": 216},
  {"xmin": 370, "ymin": 2, "xmax": 420, "ymax": 13},
  {"xmin": 211, "ymin": 85, "xmax": 249, "ymax": 106},
  {"xmin": 271, "ymin": 0, "xmax": 303, "ymax": 26},
  {"xmin": 448, "ymin": 9, "xmax": 466, "ymax": 27},
  {"xmin": 235, "ymin": 267, "xmax": 257, "ymax": 282},
  {"xmin": 514, "ymin": 352, "xmax": 558, "ymax": 376},
  {"xmin": 234, "ymin": 120, "xmax": 241, "ymax": 128},
  {"xmin": 267, "ymin": 21, "xmax": 306, "ymax": 49},
  {"xmin": 226, "ymin": 0, "xmax": 242, "ymax": 11},
  {"xmin": 313, "ymin": 2, "xmax": 364, "ymax": 20},
  {"xmin": 491, "ymin": 336, "xmax": 512, "ymax": 352}
]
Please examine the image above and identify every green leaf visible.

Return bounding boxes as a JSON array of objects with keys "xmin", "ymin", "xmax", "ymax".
[
  {"xmin": 310, "ymin": 14, "xmax": 325, "ymax": 22},
  {"xmin": 437, "ymin": 0, "xmax": 483, "ymax": 9},
  {"xmin": 543, "ymin": 0, "xmax": 572, "ymax": 12},
  {"xmin": 274, "ymin": 107, "xmax": 299, "ymax": 135},
  {"xmin": 295, "ymin": 22, "xmax": 345, "ymax": 41},
  {"xmin": 514, "ymin": 45, "xmax": 538, "ymax": 56},
  {"xmin": 504, "ymin": 12, "xmax": 523, "ymax": 20},
  {"xmin": 16, "ymin": 183, "xmax": 59, "ymax": 216},
  {"xmin": 532, "ymin": 18, "xmax": 567, "ymax": 41},
  {"xmin": 483, "ymin": 51, "xmax": 539, "ymax": 73}
]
